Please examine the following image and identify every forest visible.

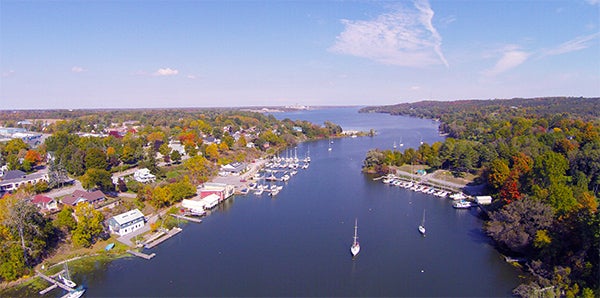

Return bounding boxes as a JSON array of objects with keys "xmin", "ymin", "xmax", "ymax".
[
  {"xmin": 360, "ymin": 97, "xmax": 599, "ymax": 297},
  {"xmin": 0, "ymin": 108, "xmax": 342, "ymax": 282}
]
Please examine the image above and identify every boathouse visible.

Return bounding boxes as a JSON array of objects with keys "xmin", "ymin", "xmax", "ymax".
[
  {"xmin": 107, "ymin": 209, "xmax": 146, "ymax": 236},
  {"xmin": 198, "ymin": 182, "xmax": 234, "ymax": 201}
]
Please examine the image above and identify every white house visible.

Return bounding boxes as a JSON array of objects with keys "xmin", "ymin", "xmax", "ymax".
[
  {"xmin": 133, "ymin": 168, "xmax": 156, "ymax": 183},
  {"xmin": 107, "ymin": 209, "xmax": 146, "ymax": 236}
]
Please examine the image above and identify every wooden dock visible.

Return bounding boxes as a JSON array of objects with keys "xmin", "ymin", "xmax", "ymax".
[
  {"xmin": 170, "ymin": 213, "xmax": 203, "ymax": 223},
  {"xmin": 36, "ymin": 270, "xmax": 74, "ymax": 294},
  {"xmin": 145, "ymin": 227, "xmax": 183, "ymax": 249},
  {"xmin": 127, "ymin": 249, "xmax": 156, "ymax": 260}
]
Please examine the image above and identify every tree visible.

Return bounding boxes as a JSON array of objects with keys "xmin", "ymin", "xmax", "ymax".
[
  {"xmin": 23, "ymin": 150, "xmax": 43, "ymax": 168},
  {"xmin": 488, "ymin": 159, "xmax": 510, "ymax": 190},
  {"xmin": 0, "ymin": 196, "xmax": 51, "ymax": 269},
  {"xmin": 184, "ymin": 155, "xmax": 213, "ymax": 184},
  {"xmin": 170, "ymin": 150, "xmax": 182, "ymax": 164},
  {"xmin": 485, "ymin": 198, "xmax": 554, "ymax": 254},
  {"xmin": 81, "ymin": 168, "xmax": 114, "ymax": 191},
  {"xmin": 55, "ymin": 207, "xmax": 77, "ymax": 231},
  {"xmin": 72, "ymin": 202, "xmax": 104, "ymax": 248},
  {"xmin": 85, "ymin": 147, "xmax": 108, "ymax": 170},
  {"xmin": 205, "ymin": 143, "xmax": 219, "ymax": 161},
  {"xmin": 168, "ymin": 176, "xmax": 196, "ymax": 202}
]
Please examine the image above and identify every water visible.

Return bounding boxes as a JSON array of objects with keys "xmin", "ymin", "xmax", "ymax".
[{"xmin": 76, "ymin": 107, "xmax": 519, "ymax": 296}]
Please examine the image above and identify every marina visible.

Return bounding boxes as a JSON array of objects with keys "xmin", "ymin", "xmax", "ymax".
[{"xmin": 56, "ymin": 108, "xmax": 519, "ymax": 297}]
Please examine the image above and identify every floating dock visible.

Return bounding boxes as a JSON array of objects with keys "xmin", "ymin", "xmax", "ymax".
[
  {"xmin": 36, "ymin": 270, "xmax": 74, "ymax": 294},
  {"xmin": 127, "ymin": 250, "xmax": 156, "ymax": 260},
  {"xmin": 170, "ymin": 213, "xmax": 203, "ymax": 223},
  {"xmin": 144, "ymin": 227, "xmax": 183, "ymax": 249}
]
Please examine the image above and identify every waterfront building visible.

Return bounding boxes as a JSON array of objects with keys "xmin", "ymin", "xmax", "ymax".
[
  {"xmin": 219, "ymin": 162, "xmax": 247, "ymax": 176},
  {"xmin": 107, "ymin": 209, "xmax": 146, "ymax": 236},
  {"xmin": 198, "ymin": 182, "xmax": 234, "ymax": 202},
  {"xmin": 199, "ymin": 193, "xmax": 220, "ymax": 209}
]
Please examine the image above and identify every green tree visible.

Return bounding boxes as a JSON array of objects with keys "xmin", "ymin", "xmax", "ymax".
[
  {"xmin": 487, "ymin": 159, "xmax": 510, "ymax": 190},
  {"xmin": 170, "ymin": 150, "xmax": 182, "ymax": 164},
  {"xmin": 81, "ymin": 168, "xmax": 114, "ymax": 191},
  {"xmin": 55, "ymin": 207, "xmax": 77, "ymax": 231},
  {"xmin": 72, "ymin": 202, "xmax": 104, "ymax": 248},
  {"xmin": 85, "ymin": 147, "xmax": 108, "ymax": 170}
]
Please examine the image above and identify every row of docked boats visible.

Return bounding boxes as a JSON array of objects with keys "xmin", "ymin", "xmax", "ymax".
[
  {"xmin": 380, "ymin": 174, "xmax": 475, "ymax": 209},
  {"xmin": 382, "ymin": 175, "xmax": 450, "ymax": 198},
  {"xmin": 244, "ymin": 150, "xmax": 311, "ymax": 197}
]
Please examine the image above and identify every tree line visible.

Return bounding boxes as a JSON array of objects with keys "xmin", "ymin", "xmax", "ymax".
[{"xmin": 361, "ymin": 97, "xmax": 599, "ymax": 297}]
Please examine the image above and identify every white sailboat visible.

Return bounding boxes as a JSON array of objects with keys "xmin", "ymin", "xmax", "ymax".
[
  {"xmin": 418, "ymin": 210, "xmax": 426, "ymax": 235},
  {"xmin": 328, "ymin": 139, "xmax": 332, "ymax": 151},
  {"xmin": 350, "ymin": 218, "xmax": 360, "ymax": 257},
  {"xmin": 59, "ymin": 262, "xmax": 76, "ymax": 288}
]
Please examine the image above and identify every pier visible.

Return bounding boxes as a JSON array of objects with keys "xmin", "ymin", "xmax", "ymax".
[
  {"xmin": 170, "ymin": 213, "xmax": 203, "ymax": 223},
  {"xmin": 127, "ymin": 250, "xmax": 156, "ymax": 260},
  {"xmin": 144, "ymin": 227, "xmax": 183, "ymax": 249},
  {"xmin": 36, "ymin": 270, "xmax": 74, "ymax": 294}
]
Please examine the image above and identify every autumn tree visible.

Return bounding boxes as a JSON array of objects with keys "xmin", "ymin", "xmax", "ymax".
[{"xmin": 72, "ymin": 202, "xmax": 104, "ymax": 247}]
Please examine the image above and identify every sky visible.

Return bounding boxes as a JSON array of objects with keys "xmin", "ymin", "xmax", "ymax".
[{"xmin": 1, "ymin": 0, "xmax": 599, "ymax": 109}]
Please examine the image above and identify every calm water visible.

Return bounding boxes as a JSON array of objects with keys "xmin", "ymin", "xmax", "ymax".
[{"xmin": 76, "ymin": 107, "xmax": 519, "ymax": 297}]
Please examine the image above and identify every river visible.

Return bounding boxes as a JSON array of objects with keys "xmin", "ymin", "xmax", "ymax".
[{"xmin": 73, "ymin": 107, "xmax": 520, "ymax": 296}]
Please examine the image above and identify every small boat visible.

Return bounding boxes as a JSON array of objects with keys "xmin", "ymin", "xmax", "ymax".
[
  {"xmin": 453, "ymin": 200, "xmax": 472, "ymax": 209},
  {"xmin": 64, "ymin": 286, "xmax": 86, "ymax": 298},
  {"xmin": 418, "ymin": 210, "xmax": 426, "ymax": 235},
  {"xmin": 59, "ymin": 262, "xmax": 76, "ymax": 288},
  {"xmin": 350, "ymin": 218, "xmax": 360, "ymax": 257},
  {"xmin": 105, "ymin": 243, "xmax": 115, "ymax": 251}
]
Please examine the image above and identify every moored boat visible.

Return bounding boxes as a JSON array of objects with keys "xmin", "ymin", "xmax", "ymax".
[
  {"xmin": 350, "ymin": 218, "xmax": 360, "ymax": 257},
  {"xmin": 453, "ymin": 200, "xmax": 472, "ymax": 209}
]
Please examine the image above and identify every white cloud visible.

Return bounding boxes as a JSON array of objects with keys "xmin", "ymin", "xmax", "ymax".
[
  {"xmin": 329, "ymin": 0, "xmax": 448, "ymax": 68},
  {"xmin": 541, "ymin": 32, "xmax": 600, "ymax": 57},
  {"xmin": 409, "ymin": 85, "xmax": 421, "ymax": 91},
  {"xmin": 2, "ymin": 70, "xmax": 15, "ymax": 77},
  {"xmin": 186, "ymin": 74, "xmax": 197, "ymax": 79},
  {"xmin": 153, "ymin": 68, "xmax": 179, "ymax": 76},
  {"xmin": 585, "ymin": 0, "xmax": 599, "ymax": 5},
  {"xmin": 71, "ymin": 66, "xmax": 85, "ymax": 73},
  {"xmin": 484, "ymin": 46, "xmax": 529, "ymax": 76}
]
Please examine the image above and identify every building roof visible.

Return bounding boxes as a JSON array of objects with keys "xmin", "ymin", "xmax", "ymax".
[
  {"xmin": 32, "ymin": 194, "xmax": 54, "ymax": 204},
  {"xmin": 110, "ymin": 209, "xmax": 145, "ymax": 226},
  {"xmin": 3, "ymin": 170, "xmax": 26, "ymax": 180},
  {"xmin": 61, "ymin": 189, "xmax": 106, "ymax": 206}
]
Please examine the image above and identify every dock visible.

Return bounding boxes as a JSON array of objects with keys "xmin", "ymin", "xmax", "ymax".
[
  {"xmin": 145, "ymin": 227, "xmax": 183, "ymax": 249},
  {"xmin": 170, "ymin": 213, "xmax": 203, "ymax": 223},
  {"xmin": 36, "ymin": 270, "xmax": 74, "ymax": 294},
  {"xmin": 127, "ymin": 249, "xmax": 156, "ymax": 260}
]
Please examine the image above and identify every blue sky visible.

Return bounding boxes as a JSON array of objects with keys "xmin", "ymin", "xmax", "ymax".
[{"xmin": 1, "ymin": 0, "xmax": 599, "ymax": 109}]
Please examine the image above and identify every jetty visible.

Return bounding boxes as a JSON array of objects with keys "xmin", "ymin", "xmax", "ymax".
[
  {"xmin": 145, "ymin": 227, "xmax": 183, "ymax": 249},
  {"xmin": 127, "ymin": 249, "xmax": 156, "ymax": 260},
  {"xmin": 36, "ymin": 270, "xmax": 74, "ymax": 294},
  {"xmin": 170, "ymin": 213, "xmax": 203, "ymax": 223}
]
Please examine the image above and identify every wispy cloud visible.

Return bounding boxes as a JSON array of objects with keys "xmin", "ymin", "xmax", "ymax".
[
  {"xmin": 2, "ymin": 70, "xmax": 15, "ymax": 77},
  {"xmin": 585, "ymin": 0, "xmax": 599, "ymax": 5},
  {"xmin": 153, "ymin": 68, "xmax": 178, "ymax": 76},
  {"xmin": 186, "ymin": 74, "xmax": 197, "ymax": 80},
  {"xmin": 484, "ymin": 46, "xmax": 529, "ymax": 76},
  {"xmin": 329, "ymin": 0, "xmax": 448, "ymax": 68},
  {"xmin": 540, "ymin": 32, "xmax": 600, "ymax": 57},
  {"xmin": 71, "ymin": 66, "xmax": 86, "ymax": 73}
]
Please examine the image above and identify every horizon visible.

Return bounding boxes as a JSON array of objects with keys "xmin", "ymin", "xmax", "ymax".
[{"xmin": 1, "ymin": 0, "xmax": 599, "ymax": 109}]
